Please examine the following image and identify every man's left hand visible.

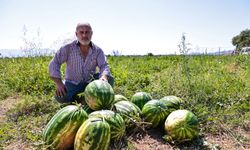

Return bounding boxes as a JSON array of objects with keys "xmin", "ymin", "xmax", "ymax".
[{"xmin": 99, "ymin": 75, "xmax": 108, "ymax": 81}]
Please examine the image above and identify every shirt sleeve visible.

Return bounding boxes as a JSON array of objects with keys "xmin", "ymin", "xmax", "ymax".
[
  {"xmin": 48, "ymin": 46, "xmax": 68, "ymax": 79},
  {"xmin": 97, "ymin": 49, "xmax": 111, "ymax": 77}
]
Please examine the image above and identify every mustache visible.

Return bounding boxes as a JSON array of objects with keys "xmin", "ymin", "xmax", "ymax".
[{"xmin": 78, "ymin": 39, "xmax": 91, "ymax": 45}]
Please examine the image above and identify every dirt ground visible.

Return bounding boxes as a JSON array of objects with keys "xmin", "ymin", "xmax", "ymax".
[
  {"xmin": 127, "ymin": 128, "xmax": 249, "ymax": 150},
  {"xmin": 0, "ymin": 95, "xmax": 19, "ymax": 123}
]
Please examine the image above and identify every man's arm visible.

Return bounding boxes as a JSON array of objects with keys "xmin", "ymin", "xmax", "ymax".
[
  {"xmin": 96, "ymin": 49, "xmax": 111, "ymax": 80},
  {"xmin": 49, "ymin": 46, "xmax": 68, "ymax": 97},
  {"xmin": 50, "ymin": 77, "xmax": 67, "ymax": 97}
]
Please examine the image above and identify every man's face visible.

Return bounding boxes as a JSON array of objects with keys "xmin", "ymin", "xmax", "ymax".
[{"xmin": 76, "ymin": 26, "xmax": 93, "ymax": 46}]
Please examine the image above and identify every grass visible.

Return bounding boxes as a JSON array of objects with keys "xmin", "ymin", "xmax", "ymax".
[{"xmin": 0, "ymin": 55, "xmax": 249, "ymax": 149}]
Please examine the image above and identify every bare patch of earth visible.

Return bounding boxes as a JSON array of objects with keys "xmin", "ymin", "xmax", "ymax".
[
  {"xmin": 0, "ymin": 96, "xmax": 31, "ymax": 149},
  {"xmin": 3, "ymin": 140, "xmax": 30, "ymax": 150},
  {"xmin": 128, "ymin": 128, "xmax": 249, "ymax": 150},
  {"xmin": 0, "ymin": 95, "xmax": 19, "ymax": 123}
]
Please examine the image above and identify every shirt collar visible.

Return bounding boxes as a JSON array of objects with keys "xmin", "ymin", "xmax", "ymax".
[{"xmin": 76, "ymin": 40, "xmax": 93, "ymax": 49}]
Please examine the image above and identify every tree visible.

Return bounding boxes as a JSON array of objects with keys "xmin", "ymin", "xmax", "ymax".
[{"xmin": 232, "ymin": 29, "xmax": 250, "ymax": 52}]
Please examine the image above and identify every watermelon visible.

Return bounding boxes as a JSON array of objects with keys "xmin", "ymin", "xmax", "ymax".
[
  {"xmin": 84, "ymin": 80, "xmax": 115, "ymax": 110},
  {"xmin": 88, "ymin": 110, "xmax": 126, "ymax": 140},
  {"xmin": 74, "ymin": 117, "xmax": 111, "ymax": 150},
  {"xmin": 164, "ymin": 109, "xmax": 199, "ymax": 142},
  {"xmin": 131, "ymin": 92, "xmax": 152, "ymax": 110},
  {"xmin": 43, "ymin": 105, "xmax": 88, "ymax": 149},
  {"xmin": 81, "ymin": 104, "xmax": 94, "ymax": 114},
  {"xmin": 159, "ymin": 95, "xmax": 183, "ymax": 110},
  {"xmin": 142, "ymin": 100, "xmax": 170, "ymax": 128},
  {"xmin": 114, "ymin": 94, "xmax": 128, "ymax": 103},
  {"xmin": 114, "ymin": 100, "xmax": 141, "ymax": 128}
]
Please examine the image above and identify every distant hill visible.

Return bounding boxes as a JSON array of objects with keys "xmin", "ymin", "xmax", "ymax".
[
  {"xmin": 207, "ymin": 49, "xmax": 234, "ymax": 55},
  {"xmin": 188, "ymin": 49, "xmax": 234, "ymax": 55},
  {"xmin": 0, "ymin": 48, "xmax": 235, "ymax": 57}
]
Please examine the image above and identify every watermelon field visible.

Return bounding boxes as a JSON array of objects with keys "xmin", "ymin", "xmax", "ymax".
[{"xmin": 0, "ymin": 55, "xmax": 249, "ymax": 149}]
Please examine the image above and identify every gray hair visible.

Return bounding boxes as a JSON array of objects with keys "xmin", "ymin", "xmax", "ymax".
[{"xmin": 76, "ymin": 23, "xmax": 92, "ymax": 31}]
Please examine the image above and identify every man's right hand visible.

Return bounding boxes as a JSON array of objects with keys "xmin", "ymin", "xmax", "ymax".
[
  {"xmin": 50, "ymin": 77, "xmax": 67, "ymax": 97},
  {"xmin": 56, "ymin": 82, "xmax": 67, "ymax": 97}
]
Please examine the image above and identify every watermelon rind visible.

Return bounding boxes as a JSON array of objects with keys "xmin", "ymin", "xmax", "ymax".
[
  {"xmin": 142, "ymin": 100, "xmax": 170, "ymax": 128},
  {"xmin": 84, "ymin": 80, "xmax": 115, "ymax": 110},
  {"xmin": 88, "ymin": 110, "xmax": 126, "ymax": 140},
  {"xmin": 164, "ymin": 109, "xmax": 199, "ymax": 142},
  {"xmin": 43, "ymin": 105, "xmax": 88, "ymax": 149},
  {"xmin": 131, "ymin": 92, "xmax": 152, "ymax": 110},
  {"xmin": 159, "ymin": 95, "xmax": 183, "ymax": 110},
  {"xmin": 114, "ymin": 100, "xmax": 141, "ymax": 128},
  {"xmin": 74, "ymin": 117, "xmax": 111, "ymax": 150},
  {"xmin": 114, "ymin": 94, "xmax": 128, "ymax": 103}
]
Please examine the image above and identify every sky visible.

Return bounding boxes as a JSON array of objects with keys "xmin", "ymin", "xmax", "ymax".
[{"xmin": 0, "ymin": 0, "xmax": 250, "ymax": 55}]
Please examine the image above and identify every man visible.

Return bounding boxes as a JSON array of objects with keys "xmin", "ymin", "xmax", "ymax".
[{"xmin": 49, "ymin": 23, "xmax": 114, "ymax": 103}]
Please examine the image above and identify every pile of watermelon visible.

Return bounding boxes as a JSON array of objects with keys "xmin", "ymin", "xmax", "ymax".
[{"xmin": 43, "ymin": 80, "xmax": 200, "ymax": 149}]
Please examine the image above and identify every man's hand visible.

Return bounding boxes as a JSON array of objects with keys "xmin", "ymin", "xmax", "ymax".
[
  {"xmin": 56, "ymin": 82, "xmax": 67, "ymax": 97},
  {"xmin": 50, "ymin": 77, "xmax": 67, "ymax": 97},
  {"xmin": 99, "ymin": 75, "xmax": 108, "ymax": 81}
]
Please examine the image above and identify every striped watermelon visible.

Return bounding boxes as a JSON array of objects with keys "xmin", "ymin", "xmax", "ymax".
[
  {"xmin": 43, "ymin": 105, "xmax": 88, "ymax": 149},
  {"xmin": 114, "ymin": 100, "xmax": 141, "ymax": 128},
  {"xmin": 74, "ymin": 117, "xmax": 111, "ymax": 150},
  {"xmin": 142, "ymin": 100, "xmax": 170, "ymax": 128},
  {"xmin": 81, "ymin": 104, "xmax": 94, "ymax": 114},
  {"xmin": 114, "ymin": 94, "xmax": 128, "ymax": 103},
  {"xmin": 88, "ymin": 110, "xmax": 126, "ymax": 140},
  {"xmin": 131, "ymin": 92, "xmax": 152, "ymax": 110},
  {"xmin": 159, "ymin": 95, "xmax": 183, "ymax": 110},
  {"xmin": 164, "ymin": 109, "xmax": 199, "ymax": 142},
  {"xmin": 84, "ymin": 80, "xmax": 115, "ymax": 110}
]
